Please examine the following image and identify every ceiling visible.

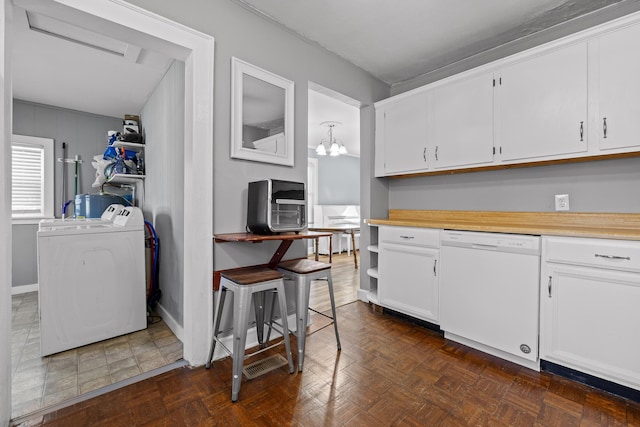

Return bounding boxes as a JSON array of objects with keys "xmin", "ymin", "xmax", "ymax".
[
  {"xmin": 308, "ymin": 89, "xmax": 360, "ymax": 157},
  {"xmin": 10, "ymin": 0, "xmax": 636, "ymax": 155},
  {"xmin": 235, "ymin": 0, "xmax": 628, "ymax": 85},
  {"xmin": 11, "ymin": 4, "xmax": 174, "ymax": 119}
]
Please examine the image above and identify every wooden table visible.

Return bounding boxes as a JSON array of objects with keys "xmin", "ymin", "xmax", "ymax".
[
  {"xmin": 213, "ymin": 231, "xmax": 333, "ymax": 289},
  {"xmin": 308, "ymin": 225, "xmax": 360, "ymax": 269}
]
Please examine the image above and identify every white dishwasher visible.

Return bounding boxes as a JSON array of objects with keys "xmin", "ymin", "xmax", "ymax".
[{"xmin": 440, "ymin": 230, "xmax": 541, "ymax": 370}]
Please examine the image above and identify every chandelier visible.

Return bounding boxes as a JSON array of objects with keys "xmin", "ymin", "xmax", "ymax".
[{"xmin": 315, "ymin": 121, "xmax": 347, "ymax": 156}]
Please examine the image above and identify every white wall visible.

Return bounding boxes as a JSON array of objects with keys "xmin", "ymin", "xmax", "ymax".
[{"xmin": 140, "ymin": 60, "xmax": 186, "ymax": 328}]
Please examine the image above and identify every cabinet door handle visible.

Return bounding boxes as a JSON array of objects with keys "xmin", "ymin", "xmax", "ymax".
[
  {"xmin": 433, "ymin": 259, "xmax": 437, "ymax": 276},
  {"xmin": 399, "ymin": 235, "xmax": 414, "ymax": 239},
  {"xmin": 548, "ymin": 276, "xmax": 552, "ymax": 298},
  {"xmin": 423, "ymin": 147, "xmax": 426, "ymax": 162},
  {"xmin": 435, "ymin": 146, "xmax": 439, "ymax": 161},
  {"xmin": 603, "ymin": 117, "xmax": 608, "ymax": 139},
  {"xmin": 595, "ymin": 253, "xmax": 630, "ymax": 261},
  {"xmin": 579, "ymin": 121, "xmax": 584, "ymax": 141}
]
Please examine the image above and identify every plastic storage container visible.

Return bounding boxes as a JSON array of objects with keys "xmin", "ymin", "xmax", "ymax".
[{"xmin": 74, "ymin": 194, "xmax": 129, "ymax": 218}]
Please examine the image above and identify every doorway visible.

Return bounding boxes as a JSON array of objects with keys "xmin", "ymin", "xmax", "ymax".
[
  {"xmin": 2, "ymin": 0, "xmax": 214, "ymax": 422},
  {"xmin": 307, "ymin": 82, "xmax": 361, "ymax": 311}
]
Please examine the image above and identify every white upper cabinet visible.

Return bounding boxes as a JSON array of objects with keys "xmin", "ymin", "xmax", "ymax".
[
  {"xmin": 430, "ymin": 72, "xmax": 495, "ymax": 169},
  {"xmin": 374, "ymin": 12, "xmax": 640, "ymax": 177},
  {"xmin": 379, "ymin": 92, "xmax": 429, "ymax": 175},
  {"xmin": 495, "ymin": 42, "xmax": 589, "ymax": 162},
  {"xmin": 596, "ymin": 23, "xmax": 640, "ymax": 151}
]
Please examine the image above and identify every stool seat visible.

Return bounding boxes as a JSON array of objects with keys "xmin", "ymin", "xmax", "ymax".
[
  {"xmin": 221, "ymin": 267, "xmax": 283, "ymax": 284},
  {"xmin": 278, "ymin": 259, "xmax": 331, "ymax": 275}
]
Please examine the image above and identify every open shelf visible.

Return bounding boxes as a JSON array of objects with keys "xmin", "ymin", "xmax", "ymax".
[
  {"xmin": 112, "ymin": 140, "xmax": 145, "ymax": 152},
  {"xmin": 107, "ymin": 174, "xmax": 145, "ymax": 184},
  {"xmin": 367, "ymin": 267, "xmax": 379, "ymax": 279},
  {"xmin": 367, "ymin": 244, "xmax": 379, "ymax": 253}
]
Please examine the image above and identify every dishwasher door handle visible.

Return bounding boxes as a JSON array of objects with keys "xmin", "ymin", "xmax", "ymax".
[{"xmin": 471, "ymin": 243, "xmax": 498, "ymax": 250}]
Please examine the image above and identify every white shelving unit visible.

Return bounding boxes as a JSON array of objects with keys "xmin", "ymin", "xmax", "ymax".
[
  {"xmin": 366, "ymin": 223, "xmax": 379, "ymax": 304},
  {"xmin": 107, "ymin": 140, "xmax": 145, "ymax": 187}
]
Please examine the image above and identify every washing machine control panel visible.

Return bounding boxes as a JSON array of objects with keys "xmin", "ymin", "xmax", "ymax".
[
  {"xmin": 113, "ymin": 206, "xmax": 144, "ymax": 227},
  {"xmin": 100, "ymin": 204, "xmax": 125, "ymax": 221}
]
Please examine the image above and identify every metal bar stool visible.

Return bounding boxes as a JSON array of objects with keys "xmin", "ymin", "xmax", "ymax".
[
  {"xmin": 276, "ymin": 259, "xmax": 341, "ymax": 371},
  {"xmin": 205, "ymin": 266, "xmax": 295, "ymax": 402}
]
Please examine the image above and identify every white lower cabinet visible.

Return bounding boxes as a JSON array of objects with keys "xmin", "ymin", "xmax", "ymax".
[
  {"xmin": 541, "ymin": 236, "xmax": 640, "ymax": 391},
  {"xmin": 378, "ymin": 226, "xmax": 439, "ymax": 323}
]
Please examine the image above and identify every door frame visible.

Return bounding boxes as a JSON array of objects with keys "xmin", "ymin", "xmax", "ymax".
[
  {"xmin": 1, "ymin": 1, "xmax": 13, "ymax": 423},
  {"xmin": 2, "ymin": 0, "xmax": 214, "ymax": 419}
]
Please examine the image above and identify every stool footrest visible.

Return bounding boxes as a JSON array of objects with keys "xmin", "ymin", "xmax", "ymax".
[{"xmin": 277, "ymin": 259, "xmax": 331, "ymax": 274}]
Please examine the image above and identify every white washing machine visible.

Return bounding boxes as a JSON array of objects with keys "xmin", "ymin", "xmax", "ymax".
[
  {"xmin": 39, "ymin": 203, "xmax": 124, "ymax": 229},
  {"xmin": 37, "ymin": 206, "xmax": 147, "ymax": 356}
]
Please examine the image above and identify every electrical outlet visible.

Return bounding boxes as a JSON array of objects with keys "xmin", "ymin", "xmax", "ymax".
[{"xmin": 555, "ymin": 194, "xmax": 570, "ymax": 211}]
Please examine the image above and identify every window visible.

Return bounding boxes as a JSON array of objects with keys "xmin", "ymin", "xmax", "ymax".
[{"xmin": 12, "ymin": 134, "xmax": 54, "ymax": 220}]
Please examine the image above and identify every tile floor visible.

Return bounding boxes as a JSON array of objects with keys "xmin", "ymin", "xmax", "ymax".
[{"xmin": 11, "ymin": 291, "xmax": 183, "ymax": 419}]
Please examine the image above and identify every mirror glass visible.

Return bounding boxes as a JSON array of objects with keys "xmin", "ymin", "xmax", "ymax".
[
  {"xmin": 242, "ymin": 74, "xmax": 285, "ymax": 152},
  {"xmin": 231, "ymin": 58, "xmax": 294, "ymax": 166}
]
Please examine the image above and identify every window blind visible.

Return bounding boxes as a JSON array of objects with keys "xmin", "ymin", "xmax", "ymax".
[{"xmin": 12, "ymin": 143, "xmax": 45, "ymax": 216}]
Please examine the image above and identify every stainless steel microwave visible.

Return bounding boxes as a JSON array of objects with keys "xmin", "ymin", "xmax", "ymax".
[{"xmin": 247, "ymin": 179, "xmax": 306, "ymax": 234}]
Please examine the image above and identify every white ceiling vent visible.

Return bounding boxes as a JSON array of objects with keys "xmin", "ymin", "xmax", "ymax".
[{"xmin": 26, "ymin": 11, "xmax": 142, "ymax": 63}]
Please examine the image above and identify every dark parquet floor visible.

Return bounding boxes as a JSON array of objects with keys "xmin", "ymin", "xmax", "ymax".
[{"xmin": 20, "ymin": 301, "xmax": 640, "ymax": 426}]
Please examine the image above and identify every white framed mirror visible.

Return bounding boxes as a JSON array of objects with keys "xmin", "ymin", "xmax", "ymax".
[{"xmin": 231, "ymin": 57, "xmax": 295, "ymax": 166}]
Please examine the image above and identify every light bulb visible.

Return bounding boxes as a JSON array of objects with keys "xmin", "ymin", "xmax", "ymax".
[{"xmin": 330, "ymin": 142, "xmax": 340, "ymax": 156}]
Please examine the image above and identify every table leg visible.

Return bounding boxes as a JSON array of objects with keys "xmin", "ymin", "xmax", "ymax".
[
  {"xmin": 329, "ymin": 235, "xmax": 333, "ymax": 263},
  {"xmin": 314, "ymin": 238, "xmax": 319, "ymax": 261},
  {"xmin": 267, "ymin": 240, "xmax": 293, "ymax": 269},
  {"xmin": 350, "ymin": 231, "xmax": 358, "ymax": 269}
]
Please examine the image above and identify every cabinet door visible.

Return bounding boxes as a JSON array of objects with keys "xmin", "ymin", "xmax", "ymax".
[
  {"xmin": 541, "ymin": 264, "xmax": 640, "ymax": 390},
  {"xmin": 496, "ymin": 42, "xmax": 588, "ymax": 162},
  {"xmin": 431, "ymin": 72, "xmax": 494, "ymax": 169},
  {"xmin": 382, "ymin": 92, "xmax": 429, "ymax": 174},
  {"xmin": 379, "ymin": 243, "xmax": 439, "ymax": 323},
  {"xmin": 597, "ymin": 23, "xmax": 640, "ymax": 151}
]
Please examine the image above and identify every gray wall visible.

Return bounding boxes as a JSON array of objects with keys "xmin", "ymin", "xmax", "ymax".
[
  {"xmin": 11, "ymin": 224, "xmax": 37, "ymax": 287},
  {"xmin": 308, "ymin": 148, "xmax": 360, "ymax": 205},
  {"xmin": 388, "ymin": 157, "xmax": 640, "ymax": 213},
  {"xmin": 13, "ymin": 100, "xmax": 122, "ymax": 215},
  {"xmin": 141, "ymin": 61, "xmax": 185, "ymax": 326},
  {"xmin": 11, "ymin": 100, "xmax": 122, "ymax": 287},
  {"xmin": 125, "ymin": 0, "xmax": 390, "ymax": 275}
]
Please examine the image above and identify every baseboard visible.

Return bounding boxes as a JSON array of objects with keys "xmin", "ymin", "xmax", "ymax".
[
  {"xmin": 11, "ymin": 283, "xmax": 38, "ymax": 295},
  {"xmin": 210, "ymin": 313, "xmax": 298, "ymax": 362},
  {"xmin": 541, "ymin": 360, "xmax": 640, "ymax": 403},
  {"xmin": 357, "ymin": 289, "xmax": 370, "ymax": 302},
  {"xmin": 155, "ymin": 303, "xmax": 184, "ymax": 342}
]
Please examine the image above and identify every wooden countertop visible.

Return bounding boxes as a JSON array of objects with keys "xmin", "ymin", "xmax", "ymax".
[{"xmin": 367, "ymin": 210, "xmax": 640, "ymax": 241}]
